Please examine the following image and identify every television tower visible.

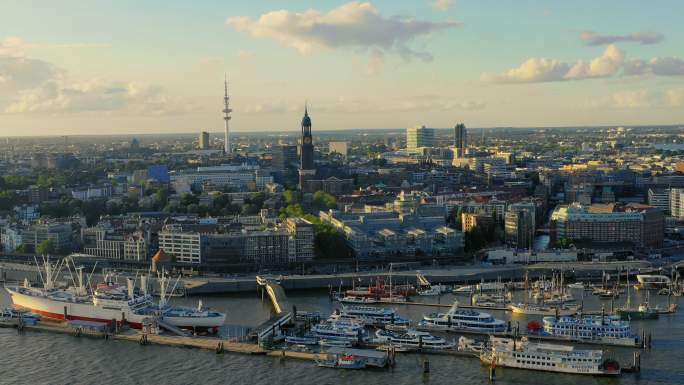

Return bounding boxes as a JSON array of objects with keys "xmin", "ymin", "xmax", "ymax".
[{"xmin": 223, "ymin": 74, "xmax": 232, "ymax": 155}]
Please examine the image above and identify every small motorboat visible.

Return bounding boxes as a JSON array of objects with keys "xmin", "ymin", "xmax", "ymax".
[{"xmin": 316, "ymin": 354, "xmax": 367, "ymax": 369}]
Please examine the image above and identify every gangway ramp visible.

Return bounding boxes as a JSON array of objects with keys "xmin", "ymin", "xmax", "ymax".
[{"xmin": 157, "ymin": 318, "xmax": 188, "ymax": 336}]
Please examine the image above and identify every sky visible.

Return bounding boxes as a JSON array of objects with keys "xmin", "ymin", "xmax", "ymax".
[{"xmin": 1, "ymin": 0, "xmax": 683, "ymax": 136}]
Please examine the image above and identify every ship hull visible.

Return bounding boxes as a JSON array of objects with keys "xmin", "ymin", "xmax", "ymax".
[
  {"xmin": 7, "ymin": 287, "xmax": 145, "ymax": 328},
  {"xmin": 6, "ymin": 287, "xmax": 225, "ymax": 330}
]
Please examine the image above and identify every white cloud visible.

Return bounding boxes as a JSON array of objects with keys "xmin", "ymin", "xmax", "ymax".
[
  {"xmin": 565, "ymin": 44, "xmax": 623, "ymax": 79},
  {"xmin": 366, "ymin": 49, "xmax": 384, "ymax": 76},
  {"xmin": 588, "ymin": 89, "xmax": 684, "ymax": 110},
  {"xmin": 483, "ymin": 45, "xmax": 684, "ymax": 83},
  {"xmin": 241, "ymin": 95, "xmax": 484, "ymax": 115},
  {"xmin": 625, "ymin": 57, "xmax": 684, "ymax": 76},
  {"xmin": 0, "ymin": 36, "xmax": 110, "ymax": 56},
  {"xmin": 237, "ymin": 50, "xmax": 256, "ymax": 62},
  {"xmin": 481, "ymin": 57, "xmax": 571, "ymax": 83},
  {"xmin": 587, "ymin": 90, "xmax": 653, "ymax": 110},
  {"xmin": 0, "ymin": 55, "xmax": 61, "ymax": 90},
  {"xmin": 4, "ymin": 79, "xmax": 190, "ymax": 115},
  {"xmin": 667, "ymin": 89, "xmax": 684, "ymax": 107},
  {"xmin": 0, "ymin": 36, "xmax": 188, "ymax": 116},
  {"xmin": 431, "ymin": 0, "xmax": 453, "ymax": 11},
  {"xmin": 226, "ymin": 2, "xmax": 460, "ymax": 62},
  {"xmin": 579, "ymin": 31, "xmax": 663, "ymax": 46}
]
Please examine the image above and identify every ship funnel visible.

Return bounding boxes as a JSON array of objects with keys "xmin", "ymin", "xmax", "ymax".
[
  {"xmin": 140, "ymin": 275, "xmax": 148, "ymax": 296},
  {"xmin": 127, "ymin": 278, "xmax": 135, "ymax": 300}
]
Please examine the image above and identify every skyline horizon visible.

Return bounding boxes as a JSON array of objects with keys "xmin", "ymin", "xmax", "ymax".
[
  {"xmin": 2, "ymin": 1, "xmax": 683, "ymax": 136},
  {"xmin": 2, "ymin": 121, "xmax": 684, "ymax": 139}
]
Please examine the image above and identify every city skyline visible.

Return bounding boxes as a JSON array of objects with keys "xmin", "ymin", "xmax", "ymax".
[{"xmin": 1, "ymin": 0, "xmax": 684, "ymax": 136}]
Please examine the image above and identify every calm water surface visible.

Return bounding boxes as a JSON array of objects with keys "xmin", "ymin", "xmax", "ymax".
[{"xmin": 1, "ymin": 287, "xmax": 683, "ymax": 385}]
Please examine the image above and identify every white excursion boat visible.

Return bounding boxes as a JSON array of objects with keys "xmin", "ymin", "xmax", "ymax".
[
  {"xmin": 567, "ymin": 282, "xmax": 586, "ymax": 290},
  {"xmin": 480, "ymin": 336, "xmax": 621, "ymax": 376},
  {"xmin": 508, "ymin": 303, "xmax": 580, "ymax": 316},
  {"xmin": 541, "ymin": 315, "xmax": 637, "ymax": 346},
  {"xmin": 338, "ymin": 296, "xmax": 379, "ymax": 304},
  {"xmin": 472, "ymin": 292, "xmax": 511, "ymax": 307},
  {"xmin": 310, "ymin": 320, "xmax": 368, "ymax": 343},
  {"xmin": 418, "ymin": 302, "xmax": 507, "ymax": 333},
  {"xmin": 374, "ymin": 329, "xmax": 455, "ymax": 350},
  {"xmin": 330, "ymin": 306, "xmax": 409, "ymax": 327}
]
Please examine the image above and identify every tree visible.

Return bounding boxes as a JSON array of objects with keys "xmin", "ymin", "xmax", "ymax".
[
  {"xmin": 313, "ymin": 191, "xmax": 337, "ymax": 210},
  {"xmin": 36, "ymin": 239, "xmax": 56, "ymax": 256},
  {"xmin": 312, "ymin": 222, "xmax": 352, "ymax": 259},
  {"xmin": 283, "ymin": 190, "xmax": 299, "ymax": 206},
  {"xmin": 181, "ymin": 193, "xmax": 199, "ymax": 206},
  {"xmin": 15, "ymin": 244, "xmax": 29, "ymax": 253},
  {"xmin": 447, "ymin": 208, "xmax": 463, "ymax": 230}
]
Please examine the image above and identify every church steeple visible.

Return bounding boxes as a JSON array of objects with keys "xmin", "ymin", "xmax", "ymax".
[
  {"xmin": 299, "ymin": 103, "xmax": 314, "ymax": 171},
  {"xmin": 301, "ymin": 103, "xmax": 312, "ymax": 134}
]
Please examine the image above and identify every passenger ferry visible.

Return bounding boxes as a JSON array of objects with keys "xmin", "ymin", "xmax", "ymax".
[
  {"xmin": 480, "ymin": 336, "xmax": 621, "ymax": 376},
  {"xmin": 310, "ymin": 320, "xmax": 368, "ymax": 343},
  {"xmin": 375, "ymin": 329, "xmax": 455, "ymax": 350},
  {"xmin": 541, "ymin": 315, "xmax": 637, "ymax": 346},
  {"xmin": 418, "ymin": 302, "xmax": 507, "ymax": 333},
  {"xmin": 330, "ymin": 306, "xmax": 409, "ymax": 327}
]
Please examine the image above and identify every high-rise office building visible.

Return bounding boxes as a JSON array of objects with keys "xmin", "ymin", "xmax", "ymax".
[
  {"xmin": 406, "ymin": 125, "xmax": 435, "ymax": 153},
  {"xmin": 505, "ymin": 202, "xmax": 536, "ymax": 250},
  {"xmin": 454, "ymin": 123, "xmax": 466, "ymax": 157},
  {"xmin": 272, "ymin": 144, "xmax": 298, "ymax": 170},
  {"xmin": 670, "ymin": 188, "xmax": 684, "ymax": 220},
  {"xmin": 299, "ymin": 106, "xmax": 316, "ymax": 190},
  {"xmin": 198, "ymin": 131, "xmax": 209, "ymax": 150}
]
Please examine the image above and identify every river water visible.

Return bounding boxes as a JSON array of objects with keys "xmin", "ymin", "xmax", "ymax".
[{"xmin": 1, "ymin": 287, "xmax": 683, "ymax": 385}]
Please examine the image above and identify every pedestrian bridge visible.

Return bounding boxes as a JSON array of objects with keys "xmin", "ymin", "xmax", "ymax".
[
  {"xmin": 256, "ymin": 275, "xmax": 290, "ymax": 315},
  {"xmin": 254, "ymin": 275, "xmax": 293, "ymax": 344}
]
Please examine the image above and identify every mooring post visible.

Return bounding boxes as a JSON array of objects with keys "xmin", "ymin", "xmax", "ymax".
[
  {"xmin": 633, "ymin": 351, "xmax": 641, "ymax": 373},
  {"xmin": 422, "ymin": 359, "xmax": 430, "ymax": 374}
]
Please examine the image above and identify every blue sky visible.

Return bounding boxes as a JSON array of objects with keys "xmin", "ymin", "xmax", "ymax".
[{"xmin": 1, "ymin": 0, "xmax": 683, "ymax": 135}]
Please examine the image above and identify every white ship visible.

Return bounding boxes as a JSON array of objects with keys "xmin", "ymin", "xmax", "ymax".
[
  {"xmin": 480, "ymin": 336, "xmax": 621, "ymax": 376},
  {"xmin": 5, "ymin": 257, "xmax": 225, "ymax": 331},
  {"xmin": 508, "ymin": 303, "xmax": 580, "ymax": 316},
  {"xmin": 418, "ymin": 302, "xmax": 507, "ymax": 333},
  {"xmin": 329, "ymin": 306, "xmax": 409, "ymax": 327},
  {"xmin": 310, "ymin": 320, "xmax": 368, "ymax": 343},
  {"xmin": 375, "ymin": 329, "xmax": 455, "ymax": 350},
  {"xmin": 541, "ymin": 314, "xmax": 637, "ymax": 346}
]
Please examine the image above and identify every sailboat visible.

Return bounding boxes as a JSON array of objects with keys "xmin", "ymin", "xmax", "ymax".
[{"xmin": 616, "ymin": 274, "xmax": 658, "ymax": 320}]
